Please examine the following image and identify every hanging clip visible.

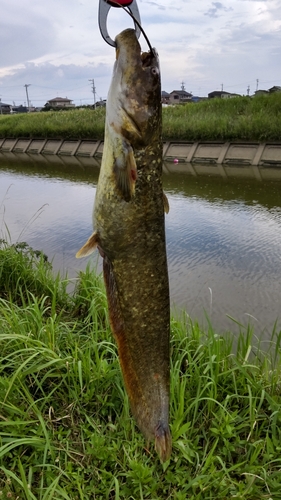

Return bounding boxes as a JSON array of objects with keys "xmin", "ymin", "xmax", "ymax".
[{"xmin": 98, "ymin": 0, "xmax": 142, "ymax": 47}]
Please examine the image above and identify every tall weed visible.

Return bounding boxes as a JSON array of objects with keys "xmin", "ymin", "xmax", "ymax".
[
  {"xmin": 0, "ymin": 243, "xmax": 281, "ymax": 499},
  {"xmin": 1, "ymin": 93, "xmax": 281, "ymax": 142}
]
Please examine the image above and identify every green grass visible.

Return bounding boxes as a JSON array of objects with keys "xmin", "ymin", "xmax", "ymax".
[
  {"xmin": 162, "ymin": 93, "xmax": 281, "ymax": 141},
  {"xmin": 0, "ymin": 107, "xmax": 105, "ymax": 141},
  {"xmin": 1, "ymin": 241, "xmax": 281, "ymax": 499},
  {"xmin": 1, "ymin": 93, "xmax": 281, "ymax": 142}
]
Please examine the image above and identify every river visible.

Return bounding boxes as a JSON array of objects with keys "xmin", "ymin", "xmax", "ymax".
[{"xmin": 1, "ymin": 152, "xmax": 281, "ymax": 339}]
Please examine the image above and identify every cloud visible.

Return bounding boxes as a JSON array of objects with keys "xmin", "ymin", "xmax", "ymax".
[
  {"xmin": 204, "ymin": 2, "xmax": 233, "ymax": 18},
  {"xmin": 143, "ymin": 1, "xmax": 166, "ymax": 10},
  {"xmin": 0, "ymin": 15, "xmax": 57, "ymax": 67},
  {"xmin": 0, "ymin": 0, "xmax": 281, "ymax": 104},
  {"xmin": 0, "ymin": 61, "xmax": 112, "ymax": 105}
]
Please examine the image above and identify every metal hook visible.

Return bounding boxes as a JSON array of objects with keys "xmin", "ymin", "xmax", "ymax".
[{"xmin": 98, "ymin": 0, "xmax": 142, "ymax": 47}]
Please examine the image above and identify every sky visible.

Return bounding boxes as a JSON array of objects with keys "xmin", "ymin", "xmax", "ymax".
[{"xmin": 1, "ymin": 0, "xmax": 281, "ymax": 107}]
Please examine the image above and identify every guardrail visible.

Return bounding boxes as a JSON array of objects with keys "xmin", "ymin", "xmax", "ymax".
[{"xmin": 1, "ymin": 138, "xmax": 281, "ymax": 166}]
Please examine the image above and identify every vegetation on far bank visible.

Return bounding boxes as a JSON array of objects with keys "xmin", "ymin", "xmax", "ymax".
[
  {"xmin": 1, "ymin": 240, "xmax": 281, "ymax": 499},
  {"xmin": 0, "ymin": 93, "xmax": 281, "ymax": 142}
]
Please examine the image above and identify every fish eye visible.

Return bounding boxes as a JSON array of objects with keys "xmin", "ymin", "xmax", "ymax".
[{"xmin": 151, "ymin": 67, "xmax": 159, "ymax": 76}]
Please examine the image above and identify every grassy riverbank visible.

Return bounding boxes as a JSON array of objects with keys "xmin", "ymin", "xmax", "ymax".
[
  {"xmin": 1, "ymin": 241, "xmax": 281, "ymax": 499},
  {"xmin": 1, "ymin": 93, "xmax": 281, "ymax": 142}
]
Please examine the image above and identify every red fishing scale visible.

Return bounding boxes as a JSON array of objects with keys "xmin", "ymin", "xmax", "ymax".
[{"xmin": 106, "ymin": 0, "xmax": 134, "ymax": 6}]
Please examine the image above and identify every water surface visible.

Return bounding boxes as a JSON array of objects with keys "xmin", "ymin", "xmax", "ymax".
[{"xmin": 1, "ymin": 152, "xmax": 281, "ymax": 338}]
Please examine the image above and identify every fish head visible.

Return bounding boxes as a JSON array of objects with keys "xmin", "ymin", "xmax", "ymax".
[{"xmin": 107, "ymin": 28, "xmax": 161, "ymax": 147}]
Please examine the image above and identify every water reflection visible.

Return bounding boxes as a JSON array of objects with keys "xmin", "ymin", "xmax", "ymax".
[
  {"xmin": 0, "ymin": 152, "xmax": 281, "ymax": 338},
  {"xmin": 0, "ymin": 153, "xmax": 101, "ymax": 285}
]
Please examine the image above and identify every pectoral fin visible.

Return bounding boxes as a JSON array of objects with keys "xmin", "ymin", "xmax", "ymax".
[
  {"xmin": 114, "ymin": 143, "xmax": 137, "ymax": 202},
  {"xmin": 163, "ymin": 192, "xmax": 169, "ymax": 214},
  {"xmin": 76, "ymin": 232, "xmax": 98, "ymax": 258}
]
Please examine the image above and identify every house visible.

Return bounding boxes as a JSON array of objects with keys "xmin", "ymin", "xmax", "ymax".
[
  {"xmin": 0, "ymin": 101, "xmax": 11, "ymax": 114},
  {"xmin": 46, "ymin": 97, "xmax": 75, "ymax": 108},
  {"xmin": 191, "ymin": 96, "xmax": 205, "ymax": 103},
  {"xmin": 208, "ymin": 91, "xmax": 240, "ymax": 99},
  {"xmin": 11, "ymin": 105, "xmax": 29, "ymax": 114},
  {"xmin": 268, "ymin": 86, "xmax": 281, "ymax": 93},
  {"xmin": 161, "ymin": 91, "xmax": 170, "ymax": 104},
  {"xmin": 254, "ymin": 90, "xmax": 269, "ymax": 96},
  {"xmin": 169, "ymin": 90, "xmax": 192, "ymax": 103},
  {"xmin": 95, "ymin": 99, "xmax": 106, "ymax": 108}
]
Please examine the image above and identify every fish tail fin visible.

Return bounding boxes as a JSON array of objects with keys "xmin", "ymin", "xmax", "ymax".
[
  {"xmin": 114, "ymin": 143, "xmax": 137, "ymax": 201},
  {"xmin": 155, "ymin": 421, "xmax": 172, "ymax": 463},
  {"xmin": 76, "ymin": 232, "xmax": 98, "ymax": 258}
]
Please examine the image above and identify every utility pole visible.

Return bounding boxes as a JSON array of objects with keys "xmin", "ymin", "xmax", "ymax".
[
  {"xmin": 256, "ymin": 79, "xmax": 259, "ymax": 92},
  {"xmin": 89, "ymin": 79, "xmax": 96, "ymax": 109},
  {"xmin": 181, "ymin": 81, "xmax": 185, "ymax": 91},
  {"xmin": 0, "ymin": 96, "xmax": 2, "ymax": 115},
  {"xmin": 24, "ymin": 84, "xmax": 31, "ymax": 111},
  {"xmin": 247, "ymin": 85, "xmax": 250, "ymax": 96},
  {"xmin": 221, "ymin": 83, "xmax": 224, "ymax": 91}
]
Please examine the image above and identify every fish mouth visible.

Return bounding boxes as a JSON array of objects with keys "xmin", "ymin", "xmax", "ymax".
[{"xmin": 141, "ymin": 49, "xmax": 155, "ymax": 68}]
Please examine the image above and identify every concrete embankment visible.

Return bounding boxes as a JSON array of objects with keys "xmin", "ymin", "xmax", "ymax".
[{"xmin": 1, "ymin": 137, "xmax": 281, "ymax": 166}]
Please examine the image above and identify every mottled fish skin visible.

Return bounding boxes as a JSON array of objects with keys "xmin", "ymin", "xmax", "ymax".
[{"xmin": 77, "ymin": 28, "xmax": 171, "ymax": 462}]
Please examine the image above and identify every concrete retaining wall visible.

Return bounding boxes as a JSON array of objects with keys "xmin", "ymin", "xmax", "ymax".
[{"xmin": 1, "ymin": 138, "xmax": 281, "ymax": 166}]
